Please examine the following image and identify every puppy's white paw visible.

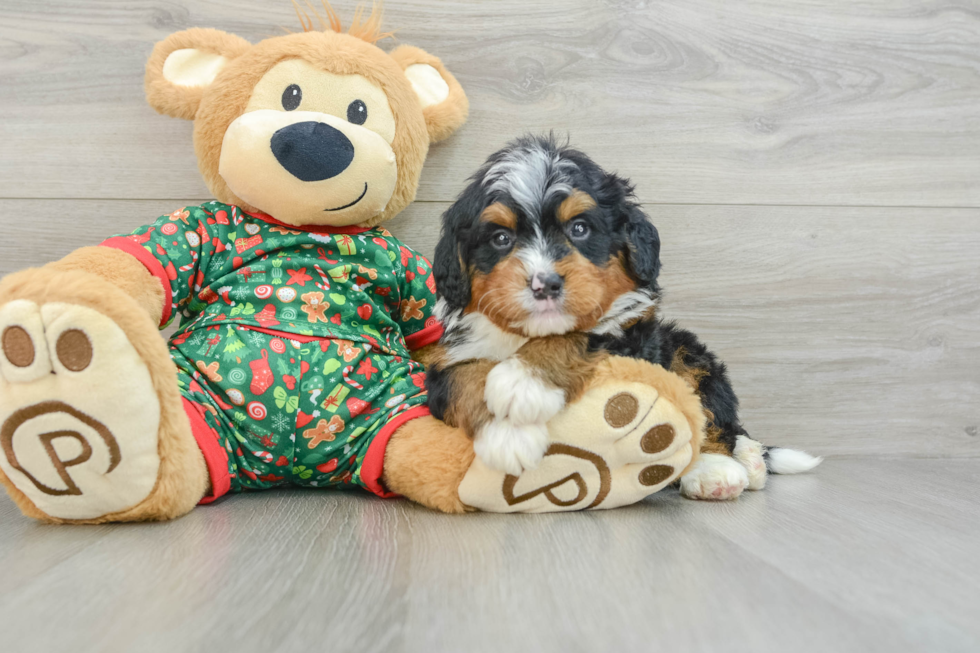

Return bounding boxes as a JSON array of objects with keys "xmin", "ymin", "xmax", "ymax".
[
  {"xmin": 484, "ymin": 358, "xmax": 565, "ymax": 425},
  {"xmin": 733, "ymin": 435, "xmax": 767, "ymax": 490},
  {"xmin": 474, "ymin": 419, "xmax": 549, "ymax": 477},
  {"xmin": 679, "ymin": 453, "xmax": 749, "ymax": 501}
]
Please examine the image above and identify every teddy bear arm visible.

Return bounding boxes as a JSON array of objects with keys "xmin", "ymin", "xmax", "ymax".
[{"xmin": 46, "ymin": 246, "xmax": 166, "ymax": 326}]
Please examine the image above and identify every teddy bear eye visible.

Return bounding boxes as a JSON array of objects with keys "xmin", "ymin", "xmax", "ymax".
[
  {"xmin": 282, "ymin": 84, "xmax": 302, "ymax": 111},
  {"xmin": 347, "ymin": 99, "xmax": 367, "ymax": 125}
]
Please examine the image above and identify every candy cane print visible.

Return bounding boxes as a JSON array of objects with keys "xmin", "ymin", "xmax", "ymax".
[
  {"xmin": 342, "ymin": 366, "xmax": 364, "ymax": 390},
  {"xmin": 179, "ymin": 249, "xmax": 199, "ymax": 273},
  {"xmin": 312, "ymin": 263, "xmax": 331, "ymax": 291}
]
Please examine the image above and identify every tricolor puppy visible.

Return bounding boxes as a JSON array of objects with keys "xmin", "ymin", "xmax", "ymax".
[{"xmin": 426, "ymin": 135, "xmax": 820, "ymax": 500}]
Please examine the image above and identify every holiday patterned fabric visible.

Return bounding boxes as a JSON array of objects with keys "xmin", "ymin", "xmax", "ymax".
[{"xmin": 101, "ymin": 201, "xmax": 442, "ymax": 495}]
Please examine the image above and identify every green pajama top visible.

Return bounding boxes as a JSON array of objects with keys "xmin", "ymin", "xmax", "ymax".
[{"xmin": 101, "ymin": 201, "xmax": 442, "ymax": 499}]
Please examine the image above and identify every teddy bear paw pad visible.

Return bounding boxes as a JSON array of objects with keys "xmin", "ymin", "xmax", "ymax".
[
  {"xmin": 459, "ymin": 381, "xmax": 695, "ymax": 513},
  {"xmin": 0, "ymin": 300, "xmax": 161, "ymax": 520}
]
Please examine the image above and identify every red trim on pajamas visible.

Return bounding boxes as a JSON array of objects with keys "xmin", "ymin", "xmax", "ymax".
[
  {"xmin": 182, "ymin": 397, "xmax": 232, "ymax": 504},
  {"xmin": 241, "ymin": 209, "xmax": 373, "ymax": 235},
  {"xmin": 243, "ymin": 326, "xmax": 323, "ymax": 343},
  {"xmin": 405, "ymin": 322, "xmax": 445, "ymax": 350},
  {"xmin": 246, "ymin": 324, "xmax": 445, "ymax": 350},
  {"xmin": 99, "ymin": 236, "xmax": 173, "ymax": 327},
  {"xmin": 360, "ymin": 405, "xmax": 432, "ymax": 498}
]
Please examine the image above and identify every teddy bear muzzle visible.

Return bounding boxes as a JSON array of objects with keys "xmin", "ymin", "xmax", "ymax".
[{"xmin": 218, "ymin": 109, "xmax": 398, "ymax": 227}]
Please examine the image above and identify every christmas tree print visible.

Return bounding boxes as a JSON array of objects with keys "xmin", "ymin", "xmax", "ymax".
[{"xmin": 222, "ymin": 326, "xmax": 247, "ymax": 362}]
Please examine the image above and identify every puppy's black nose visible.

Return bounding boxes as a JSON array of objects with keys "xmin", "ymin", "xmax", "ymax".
[
  {"xmin": 531, "ymin": 272, "xmax": 564, "ymax": 300},
  {"xmin": 270, "ymin": 121, "xmax": 355, "ymax": 182}
]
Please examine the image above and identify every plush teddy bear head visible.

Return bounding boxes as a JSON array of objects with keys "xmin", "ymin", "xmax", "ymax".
[{"xmin": 144, "ymin": 6, "xmax": 467, "ymax": 228}]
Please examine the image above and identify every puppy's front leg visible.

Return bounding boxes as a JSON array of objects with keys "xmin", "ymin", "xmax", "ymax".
[
  {"xmin": 484, "ymin": 333, "xmax": 603, "ymax": 427},
  {"xmin": 428, "ymin": 357, "xmax": 548, "ymax": 476}
]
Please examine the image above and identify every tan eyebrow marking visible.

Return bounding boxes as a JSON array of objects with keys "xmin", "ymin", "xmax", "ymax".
[
  {"xmin": 557, "ymin": 190, "xmax": 597, "ymax": 223},
  {"xmin": 480, "ymin": 202, "xmax": 517, "ymax": 229}
]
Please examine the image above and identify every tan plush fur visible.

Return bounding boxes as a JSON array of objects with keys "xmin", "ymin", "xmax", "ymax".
[
  {"xmin": 143, "ymin": 27, "xmax": 468, "ymax": 229},
  {"xmin": 193, "ymin": 32, "xmax": 429, "ymax": 227},
  {"xmin": 388, "ymin": 45, "xmax": 469, "ymax": 143},
  {"xmin": 382, "ymin": 415, "xmax": 475, "ymax": 513},
  {"xmin": 48, "ymin": 247, "xmax": 165, "ymax": 324},
  {"xmin": 145, "ymin": 28, "xmax": 253, "ymax": 121},
  {"xmin": 0, "ymin": 268, "xmax": 208, "ymax": 523}
]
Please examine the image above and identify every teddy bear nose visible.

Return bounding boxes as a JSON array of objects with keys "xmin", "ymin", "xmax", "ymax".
[{"xmin": 270, "ymin": 121, "xmax": 355, "ymax": 182}]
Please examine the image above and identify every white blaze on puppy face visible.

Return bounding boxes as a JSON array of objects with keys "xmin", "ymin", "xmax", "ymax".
[
  {"xmin": 218, "ymin": 59, "xmax": 398, "ymax": 227},
  {"xmin": 483, "ymin": 144, "xmax": 576, "ymax": 218},
  {"xmin": 505, "ymin": 229, "xmax": 575, "ymax": 337}
]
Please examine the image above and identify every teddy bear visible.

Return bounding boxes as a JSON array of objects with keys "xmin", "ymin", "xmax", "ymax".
[{"xmin": 0, "ymin": 6, "xmax": 704, "ymax": 522}]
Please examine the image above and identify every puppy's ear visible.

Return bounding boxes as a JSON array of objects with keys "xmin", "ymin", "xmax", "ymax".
[
  {"xmin": 624, "ymin": 205, "xmax": 661, "ymax": 287},
  {"xmin": 597, "ymin": 171, "xmax": 661, "ymax": 287},
  {"xmin": 145, "ymin": 28, "xmax": 251, "ymax": 120},
  {"xmin": 433, "ymin": 189, "xmax": 480, "ymax": 310}
]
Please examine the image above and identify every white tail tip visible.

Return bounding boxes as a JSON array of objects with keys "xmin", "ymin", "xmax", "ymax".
[{"xmin": 766, "ymin": 448, "xmax": 823, "ymax": 475}]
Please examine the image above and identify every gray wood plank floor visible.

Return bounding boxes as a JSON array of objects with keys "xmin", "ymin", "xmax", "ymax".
[
  {"xmin": 1, "ymin": 1, "xmax": 978, "ymax": 651},
  {"xmin": 1, "ymin": 458, "xmax": 978, "ymax": 653}
]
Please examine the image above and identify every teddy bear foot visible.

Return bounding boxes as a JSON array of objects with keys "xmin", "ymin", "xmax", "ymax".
[
  {"xmin": 0, "ymin": 299, "xmax": 167, "ymax": 521},
  {"xmin": 0, "ymin": 270, "xmax": 207, "ymax": 523},
  {"xmin": 458, "ymin": 373, "xmax": 696, "ymax": 513}
]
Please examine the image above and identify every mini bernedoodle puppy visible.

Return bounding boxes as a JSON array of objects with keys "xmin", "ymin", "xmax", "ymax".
[{"xmin": 425, "ymin": 135, "xmax": 820, "ymax": 500}]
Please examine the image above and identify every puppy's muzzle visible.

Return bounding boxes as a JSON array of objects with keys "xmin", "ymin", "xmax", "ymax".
[
  {"xmin": 271, "ymin": 121, "xmax": 355, "ymax": 182},
  {"xmin": 531, "ymin": 272, "xmax": 563, "ymax": 301}
]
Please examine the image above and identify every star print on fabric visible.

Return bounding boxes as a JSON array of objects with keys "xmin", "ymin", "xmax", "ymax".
[
  {"xmin": 301, "ymin": 291, "xmax": 329, "ymax": 323},
  {"xmin": 400, "ymin": 296, "xmax": 427, "ymax": 321},
  {"xmin": 356, "ymin": 357, "xmax": 378, "ymax": 380},
  {"xmin": 303, "ymin": 415, "xmax": 345, "ymax": 449},
  {"xmin": 286, "ymin": 268, "xmax": 313, "ymax": 286}
]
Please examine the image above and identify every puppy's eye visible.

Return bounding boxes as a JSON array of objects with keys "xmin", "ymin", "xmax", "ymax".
[
  {"xmin": 347, "ymin": 99, "xmax": 367, "ymax": 125},
  {"xmin": 491, "ymin": 230, "xmax": 514, "ymax": 250},
  {"xmin": 282, "ymin": 84, "xmax": 302, "ymax": 111},
  {"xmin": 568, "ymin": 220, "xmax": 591, "ymax": 240}
]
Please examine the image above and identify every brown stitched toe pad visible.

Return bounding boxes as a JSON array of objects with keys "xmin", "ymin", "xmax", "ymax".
[
  {"xmin": 641, "ymin": 424, "xmax": 675, "ymax": 454},
  {"xmin": 56, "ymin": 329, "xmax": 93, "ymax": 372},
  {"xmin": 639, "ymin": 465, "xmax": 673, "ymax": 486},
  {"xmin": 2, "ymin": 326, "xmax": 34, "ymax": 367},
  {"xmin": 604, "ymin": 392, "xmax": 639, "ymax": 428}
]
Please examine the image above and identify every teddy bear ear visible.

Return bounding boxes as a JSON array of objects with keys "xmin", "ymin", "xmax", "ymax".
[
  {"xmin": 145, "ymin": 28, "xmax": 252, "ymax": 120},
  {"xmin": 389, "ymin": 45, "xmax": 469, "ymax": 143}
]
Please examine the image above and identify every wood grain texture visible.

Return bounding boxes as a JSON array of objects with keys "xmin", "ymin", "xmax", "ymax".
[
  {"xmin": 1, "ymin": 0, "xmax": 979, "ymax": 205},
  {"xmin": 1, "ymin": 458, "xmax": 978, "ymax": 653},
  {"xmin": 1, "ymin": 199, "xmax": 976, "ymax": 458},
  {"xmin": 1, "ymin": 2, "xmax": 979, "ymax": 651}
]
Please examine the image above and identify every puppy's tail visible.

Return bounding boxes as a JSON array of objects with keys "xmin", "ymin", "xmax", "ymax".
[{"xmin": 763, "ymin": 446, "xmax": 823, "ymax": 474}]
